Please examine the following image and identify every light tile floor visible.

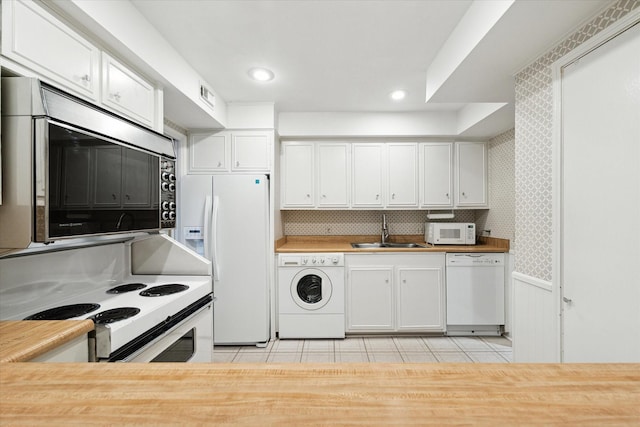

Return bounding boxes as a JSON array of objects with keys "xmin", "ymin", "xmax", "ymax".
[{"xmin": 213, "ymin": 336, "xmax": 512, "ymax": 363}]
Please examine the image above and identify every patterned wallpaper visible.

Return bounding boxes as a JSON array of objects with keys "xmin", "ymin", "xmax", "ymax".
[
  {"xmin": 476, "ymin": 128, "xmax": 515, "ymax": 242},
  {"xmin": 514, "ymin": 0, "xmax": 638, "ymax": 281},
  {"xmin": 283, "ymin": 210, "xmax": 475, "ymax": 236}
]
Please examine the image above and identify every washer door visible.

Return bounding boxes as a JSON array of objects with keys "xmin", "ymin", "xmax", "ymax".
[{"xmin": 291, "ymin": 269, "xmax": 333, "ymax": 311}]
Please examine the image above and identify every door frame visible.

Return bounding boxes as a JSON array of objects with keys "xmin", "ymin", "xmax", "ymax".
[{"xmin": 551, "ymin": 9, "xmax": 640, "ymax": 362}]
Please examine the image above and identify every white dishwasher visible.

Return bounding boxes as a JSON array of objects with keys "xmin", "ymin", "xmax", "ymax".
[{"xmin": 446, "ymin": 253, "xmax": 505, "ymax": 336}]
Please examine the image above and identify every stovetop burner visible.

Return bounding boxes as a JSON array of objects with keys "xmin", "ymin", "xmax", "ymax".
[
  {"xmin": 92, "ymin": 307, "xmax": 141, "ymax": 324},
  {"xmin": 106, "ymin": 283, "xmax": 147, "ymax": 294},
  {"xmin": 139, "ymin": 284, "xmax": 189, "ymax": 297},
  {"xmin": 24, "ymin": 303, "xmax": 100, "ymax": 320}
]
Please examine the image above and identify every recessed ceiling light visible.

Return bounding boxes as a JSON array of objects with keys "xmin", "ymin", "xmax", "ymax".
[
  {"xmin": 390, "ymin": 90, "xmax": 406, "ymax": 100},
  {"xmin": 248, "ymin": 67, "xmax": 275, "ymax": 82}
]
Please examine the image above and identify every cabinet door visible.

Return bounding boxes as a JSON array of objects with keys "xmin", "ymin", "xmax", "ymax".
[
  {"xmin": 101, "ymin": 53, "xmax": 155, "ymax": 128},
  {"xmin": 188, "ymin": 132, "xmax": 229, "ymax": 173},
  {"xmin": 347, "ymin": 267, "xmax": 394, "ymax": 331},
  {"xmin": 421, "ymin": 143, "xmax": 453, "ymax": 208},
  {"xmin": 397, "ymin": 267, "xmax": 445, "ymax": 331},
  {"xmin": 352, "ymin": 143, "xmax": 384, "ymax": 208},
  {"xmin": 122, "ymin": 149, "xmax": 152, "ymax": 207},
  {"xmin": 317, "ymin": 143, "xmax": 350, "ymax": 208},
  {"xmin": 455, "ymin": 142, "xmax": 488, "ymax": 207},
  {"xmin": 3, "ymin": 0, "xmax": 100, "ymax": 101},
  {"xmin": 232, "ymin": 132, "xmax": 271, "ymax": 171},
  {"xmin": 93, "ymin": 146, "xmax": 122, "ymax": 207},
  {"xmin": 281, "ymin": 142, "xmax": 314, "ymax": 208},
  {"xmin": 61, "ymin": 146, "xmax": 92, "ymax": 207},
  {"xmin": 387, "ymin": 143, "xmax": 418, "ymax": 207}
]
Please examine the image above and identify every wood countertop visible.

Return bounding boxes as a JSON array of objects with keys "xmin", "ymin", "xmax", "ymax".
[
  {"xmin": 0, "ymin": 320, "xmax": 94, "ymax": 363},
  {"xmin": 276, "ymin": 235, "xmax": 509, "ymax": 253},
  {"xmin": 0, "ymin": 363, "xmax": 638, "ymax": 425}
]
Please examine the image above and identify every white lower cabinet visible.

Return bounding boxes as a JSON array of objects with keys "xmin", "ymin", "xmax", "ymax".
[{"xmin": 346, "ymin": 253, "xmax": 445, "ymax": 333}]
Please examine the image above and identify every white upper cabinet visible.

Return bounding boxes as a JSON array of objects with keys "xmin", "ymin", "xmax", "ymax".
[
  {"xmin": 455, "ymin": 141, "xmax": 488, "ymax": 207},
  {"xmin": 188, "ymin": 132, "xmax": 229, "ymax": 173},
  {"xmin": 2, "ymin": 0, "xmax": 163, "ymax": 130},
  {"xmin": 317, "ymin": 143, "xmax": 350, "ymax": 208},
  {"xmin": 231, "ymin": 132, "xmax": 271, "ymax": 171},
  {"xmin": 281, "ymin": 142, "xmax": 315, "ymax": 208},
  {"xmin": 101, "ymin": 53, "xmax": 155, "ymax": 128},
  {"xmin": 387, "ymin": 143, "xmax": 418, "ymax": 208},
  {"xmin": 420, "ymin": 143, "xmax": 453, "ymax": 208},
  {"xmin": 352, "ymin": 143, "xmax": 384, "ymax": 208},
  {"xmin": 279, "ymin": 140, "xmax": 488, "ymax": 210},
  {"xmin": 2, "ymin": 0, "xmax": 100, "ymax": 101},
  {"xmin": 187, "ymin": 130, "xmax": 272, "ymax": 174}
]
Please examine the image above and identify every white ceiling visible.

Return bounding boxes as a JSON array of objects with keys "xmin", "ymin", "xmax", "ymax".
[{"xmin": 131, "ymin": 0, "xmax": 611, "ymax": 138}]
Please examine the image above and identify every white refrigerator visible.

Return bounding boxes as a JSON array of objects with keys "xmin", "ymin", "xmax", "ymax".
[{"xmin": 180, "ymin": 174, "xmax": 270, "ymax": 345}]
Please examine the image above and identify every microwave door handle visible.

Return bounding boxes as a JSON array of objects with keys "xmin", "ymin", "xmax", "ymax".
[
  {"xmin": 211, "ymin": 196, "xmax": 220, "ymax": 282},
  {"xmin": 203, "ymin": 196, "xmax": 212, "ymax": 260}
]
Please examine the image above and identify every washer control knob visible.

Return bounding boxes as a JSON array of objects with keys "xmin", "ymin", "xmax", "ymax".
[
  {"xmin": 311, "ymin": 257, "xmax": 317, "ymax": 264},
  {"xmin": 331, "ymin": 257, "xmax": 339, "ymax": 264},
  {"xmin": 320, "ymin": 258, "xmax": 325, "ymax": 264}
]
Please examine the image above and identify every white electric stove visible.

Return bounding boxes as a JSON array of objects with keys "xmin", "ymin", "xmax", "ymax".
[{"xmin": 0, "ymin": 275, "xmax": 213, "ymax": 362}]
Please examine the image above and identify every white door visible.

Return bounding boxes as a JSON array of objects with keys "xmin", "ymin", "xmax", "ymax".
[
  {"xmin": 387, "ymin": 143, "xmax": 418, "ymax": 207},
  {"xmin": 560, "ymin": 21, "xmax": 640, "ymax": 362},
  {"xmin": 397, "ymin": 267, "xmax": 444, "ymax": 331},
  {"xmin": 455, "ymin": 142, "xmax": 487, "ymax": 207},
  {"xmin": 317, "ymin": 143, "xmax": 350, "ymax": 208},
  {"xmin": 347, "ymin": 267, "xmax": 394, "ymax": 331},
  {"xmin": 281, "ymin": 142, "xmax": 314, "ymax": 208},
  {"xmin": 421, "ymin": 143, "xmax": 453, "ymax": 208},
  {"xmin": 231, "ymin": 132, "xmax": 270, "ymax": 171},
  {"xmin": 352, "ymin": 143, "xmax": 384, "ymax": 208}
]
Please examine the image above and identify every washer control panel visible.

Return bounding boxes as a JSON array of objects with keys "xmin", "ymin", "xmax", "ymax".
[{"xmin": 279, "ymin": 253, "xmax": 344, "ymax": 267}]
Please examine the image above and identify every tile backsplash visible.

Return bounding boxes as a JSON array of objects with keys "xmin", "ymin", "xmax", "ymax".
[{"xmin": 282, "ymin": 210, "xmax": 476, "ymax": 236}]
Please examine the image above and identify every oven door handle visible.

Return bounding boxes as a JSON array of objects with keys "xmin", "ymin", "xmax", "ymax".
[
  {"xmin": 211, "ymin": 196, "xmax": 220, "ymax": 282},
  {"xmin": 203, "ymin": 196, "xmax": 212, "ymax": 261}
]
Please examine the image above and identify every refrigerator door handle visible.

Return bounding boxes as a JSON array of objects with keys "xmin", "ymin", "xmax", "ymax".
[
  {"xmin": 212, "ymin": 195, "xmax": 220, "ymax": 281},
  {"xmin": 203, "ymin": 196, "xmax": 212, "ymax": 260}
]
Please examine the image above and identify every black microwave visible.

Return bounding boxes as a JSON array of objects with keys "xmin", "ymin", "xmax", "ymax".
[{"xmin": 0, "ymin": 78, "xmax": 176, "ymax": 251}]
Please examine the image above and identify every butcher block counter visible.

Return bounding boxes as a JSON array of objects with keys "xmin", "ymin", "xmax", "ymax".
[
  {"xmin": 1, "ymin": 363, "xmax": 638, "ymax": 425},
  {"xmin": 0, "ymin": 320, "xmax": 94, "ymax": 363},
  {"xmin": 276, "ymin": 235, "xmax": 509, "ymax": 253}
]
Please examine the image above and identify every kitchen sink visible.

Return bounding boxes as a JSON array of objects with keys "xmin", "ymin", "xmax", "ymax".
[{"xmin": 351, "ymin": 242, "xmax": 425, "ymax": 249}]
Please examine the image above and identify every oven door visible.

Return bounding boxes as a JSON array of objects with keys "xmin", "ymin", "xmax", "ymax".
[{"xmin": 113, "ymin": 302, "xmax": 213, "ymax": 363}]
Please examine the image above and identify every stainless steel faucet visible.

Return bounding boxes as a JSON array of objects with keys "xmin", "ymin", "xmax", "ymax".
[{"xmin": 381, "ymin": 214, "xmax": 389, "ymax": 244}]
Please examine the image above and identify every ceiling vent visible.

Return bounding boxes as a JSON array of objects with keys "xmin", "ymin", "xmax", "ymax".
[{"xmin": 200, "ymin": 84, "xmax": 215, "ymax": 110}]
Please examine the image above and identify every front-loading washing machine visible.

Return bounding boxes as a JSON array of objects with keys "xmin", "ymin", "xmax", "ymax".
[{"xmin": 277, "ymin": 253, "xmax": 345, "ymax": 339}]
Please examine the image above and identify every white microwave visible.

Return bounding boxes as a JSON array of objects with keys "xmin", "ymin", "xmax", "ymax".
[{"xmin": 426, "ymin": 222, "xmax": 476, "ymax": 245}]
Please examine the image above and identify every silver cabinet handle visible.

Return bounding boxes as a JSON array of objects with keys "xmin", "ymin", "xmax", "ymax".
[
  {"xmin": 446, "ymin": 193, "xmax": 449, "ymax": 198},
  {"xmin": 376, "ymin": 194, "xmax": 380, "ymax": 200},
  {"xmin": 563, "ymin": 296, "xmax": 572, "ymax": 304},
  {"xmin": 112, "ymin": 92, "xmax": 121, "ymax": 102},
  {"xmin": 236, "ymin": 161, "xmax": 240, "ymax": 167},
  {"xmin": 81, "ymin": 74, "xmax": 91, "ymax": 83},
  {"xmin": 392, "ymin": 193, "xmax": 396, "ymax": 199}
]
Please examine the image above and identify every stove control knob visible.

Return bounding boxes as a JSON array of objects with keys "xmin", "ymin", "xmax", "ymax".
[
  {"xmin": 169, "ymin": 183, "xmax": 176, "ymax": 192},
  {"xmin": 169, "ymin": 211, "xmax": 176, "ymax": 220},
  {"xmin": 162, "ymin": 172, "xmax": 170, "ymax": 181},
  {"xmin": 162, "ymin": 211, "xmax": 170, "ymax": 220},
  {"xmin": 161, "ymin": 182, "xmax": 169, "ymax": 191},
  {"xmin": 162, "ymin": 201, "xmax": 170, "ymax": 210},
  {"xmin": 169, "ymin": 174, "xmax": 177, "ymax": 182},
  {"xmin": 169, "ymin": 202, "xmax": 176, "ymax": 210}
]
